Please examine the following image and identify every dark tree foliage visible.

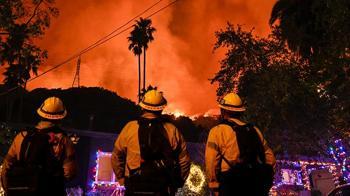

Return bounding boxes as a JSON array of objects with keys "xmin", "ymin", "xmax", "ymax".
[
  {"xmin": 270, "ymin": 0, "xmax": 350, "ymax": 60},
  {"xmin": 270, "ymin": 0, "xmax": 350, "ymax": 131},
  {"xmin": 211, "ymin": 24, "xmax": 333, "ymax": 156},
  {"xmin": 239, "ymin": 66, "xmax": 331, "ymax": 156},
  {"xmin": 0, "ymin": 0, "xmax": 59, "ymax": 87},
  {"xmin": 211, "ymin": 24, "xmax": 306, "ymax": 97},
  {"xmin": 0, "ymin": 123, "xmax": 17, "ymax": 162},
  {"xmin": 170, "ymin": 115, "xmax": 203, "ymax": 143}
]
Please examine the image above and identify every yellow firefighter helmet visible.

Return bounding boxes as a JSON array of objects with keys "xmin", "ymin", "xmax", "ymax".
[
  {"xmin": 37, "ymin": 97, "xmax": 67, "ymax": 120},
  {"xmin": 218, "ymin": 92, "xmax": 246, "ymax": 112},
  {"xmin": 139, "ymin": 89, "xmax": 167, "ymax": 111}
]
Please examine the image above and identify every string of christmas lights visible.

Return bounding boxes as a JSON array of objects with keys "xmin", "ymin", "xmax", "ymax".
[
  {"xmin": 90, "ymin": 150, "xmax": 342, "ymax": 195},
  {"xmin": 329, "ymin": 138, "xmax": 350, "ymax": 183},
  {"xmin": 272, "ymin": 160, "xmax": 338, "ymax": 191},
  {"xmin": 184, "ymin": 164, "xmax": 206, "ymax": 194}
]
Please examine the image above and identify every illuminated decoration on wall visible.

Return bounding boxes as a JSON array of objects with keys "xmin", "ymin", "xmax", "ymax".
[
  {"xmin": 329, "ymin": 138, "xmax": 350, "ymax": 183},
  {"xmin": 280, "ymin": 169, "xmax": 303, "ymax": 186},
  {"xmin": 91, "ymin": 150, "xmax": 125, "ymax": 194},
  {"xmin": 90, "ymin": 151, "xmax": 341, "ymax": 195},
  {"xmin": 272, "ymin": 160, "xmax": 338, "ymax": 192}
]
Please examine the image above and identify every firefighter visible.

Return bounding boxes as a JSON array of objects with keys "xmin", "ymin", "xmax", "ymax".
[
  {"xmin": 111, "ymin": 88, "xmax": 191, "ymax": 195},
  {"xmin": 1, "ymin": 97, "xmax": 77, "ymax": 196},
  {"xmin": 205, "ymin": 92, "xmax": 276, "ymax": 196}
]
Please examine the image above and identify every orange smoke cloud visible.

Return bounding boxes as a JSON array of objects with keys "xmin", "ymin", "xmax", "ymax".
[{"xmin": 25, "ymin": 0, "xmax": 275, "ymax": 115}]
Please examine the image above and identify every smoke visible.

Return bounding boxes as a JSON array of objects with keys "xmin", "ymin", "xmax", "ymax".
[{"xmin": 25, "ymin": 0, "xmax": 275, "ymax": 115}]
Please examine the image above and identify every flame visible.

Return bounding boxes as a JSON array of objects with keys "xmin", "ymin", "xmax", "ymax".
[
  {"xmin": 204, "ymin": 108, "xmax": 221, "ymax": 117},
  {"xmin": 173, "ymin": 110, "xmax": 184, "ymax": 118},
  {"xmin": 163, "ymin": 109, "xmax": 185, "ymax": 118}
]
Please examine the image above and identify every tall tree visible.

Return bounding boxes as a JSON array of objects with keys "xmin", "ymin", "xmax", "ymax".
[
  {"xmin": 0, "ymin": 0, "xmax": 58, "ymax": 122},
  {"xmin": 128, "ymin": 23, "xmax": 143, "ymax": 102},
  {"xmin": 211, "ymin": 24, "xmax": 298, "ymax": 97},
  {"xmin": 128, "ymin": 18, "xmax": 156, "ymax": 101},
  {"xmin": 0, "ymin": 0, "xmax": 59, "ymax": 87},
  {"xmin": 137, "ymin": 18, "xmax": 156, "ymax": 91},
  {"xmin": 211, "ymin": 24, "xmax": 332, "ymax": 156},
  {"xmin": 269, "ymin": 0, "xmax": 350, "ymax": 131}
]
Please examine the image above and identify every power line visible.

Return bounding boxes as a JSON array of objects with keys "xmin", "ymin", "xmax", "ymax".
[
  {"xmin": 80, "ymin": 0, "xmax": 164, "ymax": 54},
  {"xmin": 0, "ymin": 0, "xmax": 179, "ymax": 96},
  {"xmin": 145, "ymin": 0, "xmax": 179, "ymax": 18}
]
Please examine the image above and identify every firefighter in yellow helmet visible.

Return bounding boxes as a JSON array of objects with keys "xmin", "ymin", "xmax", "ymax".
[
  {"xmin": 111, "ymin": 87, "xmax": 191, "ymax": 195},
  {"xmin": 1, "ymin": 97, "xmax": 77, "ymax": 196},
  {"xmin": 205, "ymin": 92, "xmax": 276, "ymax": 196}
]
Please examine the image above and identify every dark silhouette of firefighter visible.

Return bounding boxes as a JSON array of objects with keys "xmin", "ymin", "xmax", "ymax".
[
  {"xmin": 111, "ymin": 87, "xmax": 191, "ymax": 195},
  {"xmin": 1, "ymin": 97, "xmax": 77, "ymax": 196},
  {"xmin": 205, "ymin": 92, "xmax": 276, "ymax": 196}
]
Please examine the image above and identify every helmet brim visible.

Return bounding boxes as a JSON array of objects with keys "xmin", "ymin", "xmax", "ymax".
[
  {"xmin": 218, "ymin": 104, "xmax": 246, "ymax": 112},
  {"xmin": 37, "ymin": 108, "xmax": 67, "ymax": 120},
  {"xmin": 139, "ymin": 102, "xmax": 166, "ymax": 111}
]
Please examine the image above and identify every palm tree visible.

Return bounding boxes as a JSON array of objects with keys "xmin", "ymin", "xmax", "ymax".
[
  {"xmin": 128, "ymin": 18, "xmax": 156, "ymax": 102},
  {"xmin": 135, "ymin": 18, "xmax": 156, "ymax": 91},
  {"xmin": 128, "ymin": 25, "xmax": 143, "ymax": 102}
]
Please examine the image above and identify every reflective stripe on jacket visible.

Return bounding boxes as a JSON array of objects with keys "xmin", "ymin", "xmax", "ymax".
[
  {"xmin": 111, "ymin": 113, "xmax": 191, "ymax": 186},
  {"xmin": 205, "ymin": 118, "xmax": 276, "ymax": 189}
]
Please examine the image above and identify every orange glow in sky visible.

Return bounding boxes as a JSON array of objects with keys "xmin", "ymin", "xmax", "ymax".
[{"xmin": 24, "ymin": 0, "xmax": 276, "ymax": 115}]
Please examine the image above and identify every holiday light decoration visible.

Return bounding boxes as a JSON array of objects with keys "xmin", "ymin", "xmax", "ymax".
[
  {"xmin": 90, "ymin": 150, "xmax": 342, "ymax": 195},
  {"xmin": 66, "ymin": 187, "xmax": 83, "ymax": 195},
  {"xmin": 90, "ymin": 151, "xmax": 125, "ymax": 196},
  {"xmin": 272, "ymin": 160, "xmax": 338, "ymax": 191},
  {"xmin": 329, "ymin": 138, "xmax": 350, "ymax": 183},
  {"xmin": 185, "ymin": 164, "xmax": 206, "ymax": 194},
  {"xmin": 0, "ymin": 165, "xmax": 4, "ymax": 196},
  {"xmin": 91, "ymin": 151, "xmax": 120, "ymax": 189},
  {"xmin": 280, "ymin": 169, "xmax": 303, "ymax": 186},
  {"xmin": 91, "ymin": 151, "xmax": 208, "ymax": 195}
]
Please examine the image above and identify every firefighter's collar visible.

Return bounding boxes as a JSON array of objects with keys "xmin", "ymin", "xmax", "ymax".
[
  {"xmin": 141, "ymin": 112, "xmax": 160, "ymax": 119},
  {"xmin": 35, "ymin": 120, "xmax": 55, "ymax": 130},
  {"xmin": 228, "ymin": 118, "xmax": 246, "ymax": 126}
]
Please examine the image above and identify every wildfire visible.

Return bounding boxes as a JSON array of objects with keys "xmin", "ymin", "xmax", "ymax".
[
  {"xmin": 173, "ymin": 110, "xmax": 184, "ymax": 118},
  {"xmin": 162, "ymin": 109, "xmax": 185, "ymax": 118},
  {"xmin": 23, "ymin": 0, "xmax": 275, "ymax": 115}
]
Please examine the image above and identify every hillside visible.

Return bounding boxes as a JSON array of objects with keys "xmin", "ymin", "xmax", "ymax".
[{"xmin": 0, "ymin": 86, "xmax": 211, "ymax": 142}]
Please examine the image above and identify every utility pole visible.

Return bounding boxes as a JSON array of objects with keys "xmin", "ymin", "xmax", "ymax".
[{"xmin": 72, "ymin": 56, "xmax": 81, "ymax": 87}]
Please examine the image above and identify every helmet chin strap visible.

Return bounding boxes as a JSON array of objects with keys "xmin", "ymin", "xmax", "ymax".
[
  {"xmin": 221, "ymin": 108, "xmax": 243, "ymax": 119},
  {"xmin": 142, "ymin": 110, "xmax": 162, "ymax": 118}
]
